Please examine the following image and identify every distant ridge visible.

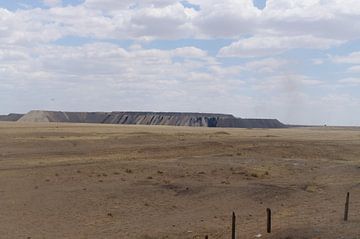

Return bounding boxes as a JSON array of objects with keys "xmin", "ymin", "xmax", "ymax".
[
  {"xmin": 3, "ymin": 110, "xmax": 286, "ymax": 128},
  {"xmin": 0, "ymin": 113, "xmax": 24, "ymax": 121}
]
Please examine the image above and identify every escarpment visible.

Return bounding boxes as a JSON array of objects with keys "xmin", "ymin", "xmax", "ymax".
[{"xmin": 7, "ymin": 110, "xmax": 286, "ymax": 128}]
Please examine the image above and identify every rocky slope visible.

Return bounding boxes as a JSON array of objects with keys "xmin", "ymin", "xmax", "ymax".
[
  {"xmin": 15, "ymin": 110, "xmax": 285, "ymax": 128},
  {"xmin": 0, "ymin": 113, "xmax": 24, "ymax": 121}
]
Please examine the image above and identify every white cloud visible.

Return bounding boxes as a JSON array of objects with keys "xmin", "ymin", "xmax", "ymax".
[
  {"xmin": 0, "ymin": 8, "xmax": 63, "ymax": 45},
  {"xmin": 128, "ymin": 3, "xmax": 196, "ymax": 39},
  {"xmin": 170, "ymin": 47, "xmax": 207, "ymax": 58},
  {"xmin": 1, "ymin": 0, "xmax": 359, "ymax": 44},
  {"xmin": 43, "ymin": 0, "xmax": 62, "ymax": 7},
  {"xmin": 0, "ymin": 46, "xmax": 30, "ymax": 61},
  {"xmin": 0, "ymin": 43, "xmax": 246, "ymax": 111},
  {"xmin": 347, "ymin": 65, "xmax": 360, "ymax": 73},
  {"xmin": 84, "ymin": 0, "xmax": 178, "ymax": 11},
  {"xmin": 244, "ymin": 58, "xmax": 287, "ymax": 73},
  {"xmin": 253, "ymin": 74, "xmax": 322, "ymax": 91},
  {"xmin": 0, "ymin": 3, "xmax": 195, "ymax": 44},
  {"xmin": 218, "ymin": 35, "xmax": 343, "ymax": 58},
  {"xmin": 262, "ymin": 0, "xmax": 360, "ymax": 40},
  {"xmin": 312, "ymin": 59, "xmax": 324, "ymax": 65},
  {"xmin": 339, "ymin": 78, "xmax": 360, "ymax": 85},
  {"xmin": 333, "ymin": 51, "xmax": 360, "ymax": 64},
  {"xmin": 189, "ymin": 0, "xmax": 261, "ymax": 38},
  {"xmin": 1, "ymin": 0, "xmax": 360, "ymax": 125}
]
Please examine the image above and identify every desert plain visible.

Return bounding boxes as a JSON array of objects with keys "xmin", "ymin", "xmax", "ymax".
[{"xmin": 0, "ymin": 122, "xmax": 359, "ymax": 239}]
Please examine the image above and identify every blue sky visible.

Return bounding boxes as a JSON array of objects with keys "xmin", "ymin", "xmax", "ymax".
[{"xmin": 1, "ymin": 0, "xmax": 360, "ymax": 125}]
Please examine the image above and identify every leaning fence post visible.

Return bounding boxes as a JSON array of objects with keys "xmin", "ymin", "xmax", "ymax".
[
  {"xmin": 231, "ymin": 212, "xmax": 236, "ymax": 239},
  {"xmin": 344, "ymin": 192, "xmax": 350, "ymax": 221},
  {"xmin": 267, "ymin": 208, "xmax": 272, "ymax": 233}
]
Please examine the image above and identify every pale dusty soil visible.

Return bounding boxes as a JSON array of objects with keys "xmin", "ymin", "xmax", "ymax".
[{"xmin": 0, "ymin": 122, "xmax": 359, "ymax": 239}]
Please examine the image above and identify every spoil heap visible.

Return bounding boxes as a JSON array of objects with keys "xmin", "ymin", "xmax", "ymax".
[{"xmin": 15, "ymin": 110, "xmax": 285, "ymax": 128}]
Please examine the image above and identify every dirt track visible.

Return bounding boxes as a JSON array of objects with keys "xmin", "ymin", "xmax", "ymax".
[{"xmin": 0, "ymin": 122, "xmax": 359, "ymax": 239}]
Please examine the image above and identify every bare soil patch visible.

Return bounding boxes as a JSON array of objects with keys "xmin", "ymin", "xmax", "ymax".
[{"xmin": 0, "ymin": 122, "xmax": 359, "ymax": 238}]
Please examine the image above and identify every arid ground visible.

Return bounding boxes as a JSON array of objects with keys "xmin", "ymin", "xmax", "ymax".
[{"xmin": 0, "ymin": 122, "xmax": 359, "ymax": 239}]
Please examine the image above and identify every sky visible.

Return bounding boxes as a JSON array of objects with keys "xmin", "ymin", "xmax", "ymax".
[{"xmin": 1, "ymin": 0, "xmax": 360, "ymax": 126}]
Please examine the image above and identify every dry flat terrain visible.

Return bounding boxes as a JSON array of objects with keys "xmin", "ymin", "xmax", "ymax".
[{"xmin": 0, "ymin": 122, "xmax": 359, "ymax": 239}]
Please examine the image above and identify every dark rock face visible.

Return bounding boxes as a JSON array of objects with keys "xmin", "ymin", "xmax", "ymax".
[
  {"xmin": 16, "ymin": 110, "xmax": 286, "ymax": 128},
  {"xmin": 216, "ymin": 118, "xmax": 285, "ymax": 128},
  {"xmin": 101, "ymin": 112, "xmax": 234, "ymax": 127},
  {"xmin": 0, "ymin": 114, "xmax": 24, "ymax": 121}
]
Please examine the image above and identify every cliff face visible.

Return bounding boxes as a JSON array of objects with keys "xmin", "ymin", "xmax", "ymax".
[
  {"xmin": 101, "ymin": 112, "xmax": 233, "ymax": 127},
  {"xmin": 216, "ymin": 118, "xmax": 285, "ymax": 128},
  {"xmin": 16, "ymin": 110, "xmax": 286, "ymax": 128}
]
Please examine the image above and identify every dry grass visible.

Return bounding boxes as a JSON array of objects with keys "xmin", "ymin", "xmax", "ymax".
[{"xmin": 0, "ymin": 122, "xmax": 360, "ymax": 238}]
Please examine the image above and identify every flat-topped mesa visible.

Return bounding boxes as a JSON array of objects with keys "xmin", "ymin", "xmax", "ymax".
[
  {"xmin": 102, "ymin": 112, "xmax": 234, "ymax": 127},
  {"xmin": 216, "ymin": 117, "xmax": 285, "ymax": 128},
  {"xmin": 0, "ymin": 113, "xmax": 24, "ymax": 121},
  {"xmin": 15, "ymin": 110, "xmax": 286, "ymax": 128}
]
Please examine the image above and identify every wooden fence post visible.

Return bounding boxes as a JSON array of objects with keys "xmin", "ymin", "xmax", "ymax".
[
  {"xmin": 232, "ymin": 212, "xmax": 236, "ymax": 239},
  {"xmin": 267, "ymin": 208, "xmax": 272, "ymax": 233},
  {"xmin": 344, "ymin": 192, "xmax": 350, "ymax": 221}
]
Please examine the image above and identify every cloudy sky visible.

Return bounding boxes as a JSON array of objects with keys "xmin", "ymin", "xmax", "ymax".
[{"xmin": 1, "ymin": 0, "xmax": 360, "ymax": 125}]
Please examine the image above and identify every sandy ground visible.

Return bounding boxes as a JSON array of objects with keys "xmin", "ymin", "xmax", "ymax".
[{"xmin": 0, "ymin": 122, "xmax": 359, "ymax": 239}]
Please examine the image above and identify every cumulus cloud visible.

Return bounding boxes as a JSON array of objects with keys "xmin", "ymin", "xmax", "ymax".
[
  {"xmin": 0, "ymin": 8, "xmax": 63, "ymax": 45},
  {"xmin": 1, "ymin": 0, "xmax": 359, "ymax": 44},
  {"xmin": 0, "ymin": 3, "xmax": 195, "ymax": 44},
  {"xmin": 1, "ymin": 0, "xmax": 360, "ymax": 125},
  {"xmin": 262, "ymin": 0, "xmax": 360, "ymax": 40},
  {"xmin": 244, "ymin": 58, "xmax": 287, "ymax": 73},
  {"xmin": 84, "ymin": 0, "xmax": 178, "ymax": 11},
  {"xmin": 170, "ymin": 47, "xmax": 207, "ymax": 58},
  {"xmin": 189, "ymin": 0, "xmax": 261, "ymax": 38},
  {"xmin": 127, "ymin": 3, "xmax": 196, "ymax": 39},
  {"xmin": 0, "ymin": 42, "xmax": 248, "ymax": 114},
  {"xmin": 218, "ymin": 35, "xmax": 343, "ymax": 57}
]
